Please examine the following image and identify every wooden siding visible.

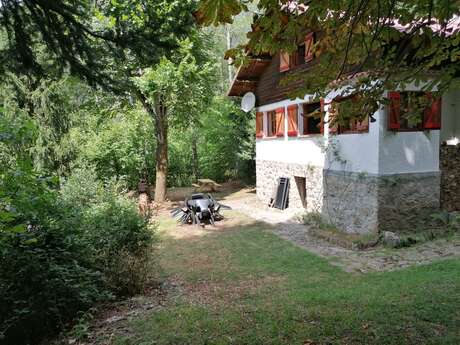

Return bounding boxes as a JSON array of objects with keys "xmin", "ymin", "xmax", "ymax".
[{"xmin": 255, "ymin": 52, "xmax": 317, "ymax": 107}]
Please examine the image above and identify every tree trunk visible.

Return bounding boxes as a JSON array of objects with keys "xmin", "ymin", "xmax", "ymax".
[
  {"xmin": 191, "ymin": 132, "xmax": 199, "ymax": 181},
  {"xmin": 137, "ymin": 91, "xmax": 169, "ymax": 203},
  {"xmin": 225, "ymin": 25, "xmax": 233, "ymax": 84},
  {"xmin": 154, "ymin": 98, "xmax": 168, "ymax": 202}
]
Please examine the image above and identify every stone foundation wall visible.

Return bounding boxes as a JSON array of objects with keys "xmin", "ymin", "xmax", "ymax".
[
  {"xmin": 256, "ymin": 160, "xmax": 323, "ymax": 212},
  {"xmin": 322, "ymin": 171, "xmax": 379, "ymax": 234},
  {"xmin": 377, "ymin": 173, "xmax": 440, "ymax": 233},
  {"xmin": 440, "ymin": 145, "xmax": 460, "ymax": 211},
  {"xmin": 256, "ymin": 159, "xmax": 441, "ymax": 234}
]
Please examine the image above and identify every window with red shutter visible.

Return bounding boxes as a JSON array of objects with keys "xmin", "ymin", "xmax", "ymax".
[
  {"xmin": 275, "ymin": 107, "xmax": 285, "ymax": 137},
  {"xmin": 280, "ymin": 52, "xmax": 290, "ymax": 72},
  {"xmin": 287, "ymin": 105, "xmax": 298, "ymax": 136},
  {"xmin": 304, "ymin": 33, "xmax": 314, "ymax": 62},
  {"xmin": 388, "ymin": 91, "xmax": 441, "ymax": 131},
  {"xmin": 256, "ymin": 112, "xmax": 264, "ymax": 138},
  {"xmin": 424, "ymin": 93, "xmax": 442, "ymax": 129}
]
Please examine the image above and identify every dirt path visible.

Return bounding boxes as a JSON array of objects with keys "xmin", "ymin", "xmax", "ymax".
[{"xmin": 221, "ymin": 188, "xmax": 460, "ymax": 273}]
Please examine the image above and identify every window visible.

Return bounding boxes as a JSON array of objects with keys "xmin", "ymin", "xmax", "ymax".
[
  {"xmin": 287, "ymin": 105, "xmax": 299, "ymax": 136},
  {"xmin": 279, "ymin": 52, "xmax": 290, "ymax": 72},
  {"xmin": 267, "ymin": 110, "xmax": 277, "ymax": 137},
  {"xmin": 256, "ymin": 112, "xmax": 264, "ymax": 138},
  {"xmin": 329, "ymin": 96, "xmax": 369, "ymax": 135},
  {"xmin": 388, "ymin": 91, "xmax": 441, "ymax": 131},
  {"xmin": 266, "ymin": 109, "xmax": 285, "ymax": 137},
  {"xmin": 301, "ymin": 101, "xmax": 323, "ymax": 135},
  {"xmin": 279, "ymin": 32, "xmax": 315, "ymax": 71}
]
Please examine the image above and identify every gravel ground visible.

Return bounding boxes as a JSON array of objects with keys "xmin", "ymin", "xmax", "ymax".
[{"xmin": 221, "ymin": 189, "xmax": 460, "ymax": 273}]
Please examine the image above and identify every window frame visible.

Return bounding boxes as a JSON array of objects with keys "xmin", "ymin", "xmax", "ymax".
[
  {"xmin": 387, "ymin": 91, "xmax": 442, "ymax": 132},
  {"xmin": 266, "ymin": 110, "xmax": 277, "ymax": 137},
  {"xmin": 300, "ymin": 101, "xmax": 323, "ymax": 136},
  {"xmin": 329, "ymin": 95, "xmax": 370, "ymax": 135}
]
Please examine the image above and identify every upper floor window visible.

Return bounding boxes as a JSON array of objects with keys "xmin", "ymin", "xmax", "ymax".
[
  {"xmin": 388, "ymin": 91, "xmax": 441, "ymax": 131},
  {"xmin": 279, "ymin": 32, "xmax": 315, "ymax": 72}
]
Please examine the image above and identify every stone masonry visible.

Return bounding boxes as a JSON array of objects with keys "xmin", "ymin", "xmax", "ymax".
[
  {"xmin": 256, "ymin": 159, "xmax": 441, "ymax": 234},
  {"xmin": 256, "ymin": 160, "xmax": 324, "ymax": 212},
  {"xmin": 440, "ymin": 144, "xmax": 460, "ymax": 211}
]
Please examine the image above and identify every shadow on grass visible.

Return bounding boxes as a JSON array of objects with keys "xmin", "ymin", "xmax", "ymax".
[{"xmin": 118, "ymin": 213, "xmax": 460, "ymax": 345}]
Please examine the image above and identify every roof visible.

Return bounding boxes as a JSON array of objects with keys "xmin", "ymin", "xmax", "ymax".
[{"xmin": 227, "ymin": 55, "xmax": 272, "ymax": 97}]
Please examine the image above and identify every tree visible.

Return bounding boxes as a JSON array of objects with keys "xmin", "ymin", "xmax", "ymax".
[
  {"xmin": 135, "ymin": 35, "xmax": 215, "ymax": 201},
  {"xmin": 198, "ymin": 0, "xmax": 460, "ymax": 121},
  {"xmin": 0, "ymin": 0, "xmax": 196, "ymax": 90}
]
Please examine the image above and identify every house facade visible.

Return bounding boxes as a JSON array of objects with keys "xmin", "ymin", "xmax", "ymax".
[{"xmin": 228, "ymin": 34, "xmax": 460, "ymax": 234}]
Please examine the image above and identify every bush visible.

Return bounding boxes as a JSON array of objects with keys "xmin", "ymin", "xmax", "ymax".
[
  {"xmin": 60, "ymin": 168, "xmax": 157, "ymax": 296},
  {"xmin": 0, "ymin": 166, "xmax": 156, "ymax": 344}
]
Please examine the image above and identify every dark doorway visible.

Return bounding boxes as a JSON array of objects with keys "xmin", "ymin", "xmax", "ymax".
[{"xmin": 294, "ymin": 176, "xmax": 307, "ymax": 208}]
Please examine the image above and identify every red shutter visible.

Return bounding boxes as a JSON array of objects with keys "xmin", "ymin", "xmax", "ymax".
[
  {"xmin": 304, "ymin": 33, "xmax": 314, "ymax": 62},
  {"xmin": 424, "ymin": 93, "xmax": 442, "ymax": 130},
  {"xmin": 287, "ymin": 105, "xmax": 298, "ymax": 136},
  {"xmin": 280, "ymin": 52, "xmax": 290, "ymax": 72},
  {"xmin": 388, "ymin": 92, "xmax": 401, "ymax": 130},
  {"xmin": 275, "ymin": 107, "xmax": 285, "ymax": 137},
  {"xmin": 256, "ymin": 112, "xmax": 264, "ymax": 138}
]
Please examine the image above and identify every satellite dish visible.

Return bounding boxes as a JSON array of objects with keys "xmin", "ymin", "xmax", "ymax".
[{"xmin": 241, "ymin": 92, "xmax": 256, "ymax": 113}]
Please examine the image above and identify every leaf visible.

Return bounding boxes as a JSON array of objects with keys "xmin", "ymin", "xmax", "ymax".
[{"xmin": 10, "ymin": 224, "xmax": 27, "ymax": 233}]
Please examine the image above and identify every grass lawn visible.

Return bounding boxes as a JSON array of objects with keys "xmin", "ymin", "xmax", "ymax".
[{"xmin": 115, "ymin": 212, "xmax": 460, "ymax": 345}]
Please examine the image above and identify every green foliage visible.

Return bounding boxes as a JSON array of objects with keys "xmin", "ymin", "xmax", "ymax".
[
  {"xmin": 0, "ymin": 113, "xmax": 155, "ymax": 344},
  {"xmin": 75, "ymin": 108, "xmax": 156, "ymax": 189},
  {"xmin": 198, "ymin": 97, "xmax": 255, "ymax": 182},
  {"xmin": 165, "ymin": 97, "xmax": 255, "ymax": 186},
  {"xmin": 0, "ymin": 0, "xmax": 196, "ymax": 90},
  {"xmin": 134, "ymin": 33, "xmax": 217, "ymax": 128},
  {"xmin": 200, "ymin": 0, "xmax": 460, "ymax": 119},
  {"xmin": 60, "ymin": 168, "xmax": 157, "ymax": 296}
]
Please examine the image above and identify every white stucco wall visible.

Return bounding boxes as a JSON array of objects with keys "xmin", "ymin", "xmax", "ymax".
[
  {"xmin": 441, "ymin": 89, "xmax": 460, "ymax": 143},
  {"xmin": 255, "ymin": 85, "xmax": 458, "ymax": 176},
  {"xmin": 256, "ymin": 97, "xmax": 326, "ymax": 167},
  {"xmin": 378, "ymin": 126, "xmax": 440, "ymax": 174},
  {"xmin": 256, "ymin": 136, "xmax": 325, "ymax": 166},
  {"xmin": 323, "ymin": 99, "xmax": 380, "ymax": 175}
]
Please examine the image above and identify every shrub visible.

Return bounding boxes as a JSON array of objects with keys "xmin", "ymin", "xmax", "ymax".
[
  {"xmin": 0, "ymin": 166, "xmax": 156, "ymax": 344},
  {"xmin": 60, "ymin": 168, "xmax": 157, "ymax": 295}
]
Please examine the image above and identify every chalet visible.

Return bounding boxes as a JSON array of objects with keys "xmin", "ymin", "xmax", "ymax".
[{"xmin": 228, "ymin": 27, "xmax": 460, "ymax": 234}]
